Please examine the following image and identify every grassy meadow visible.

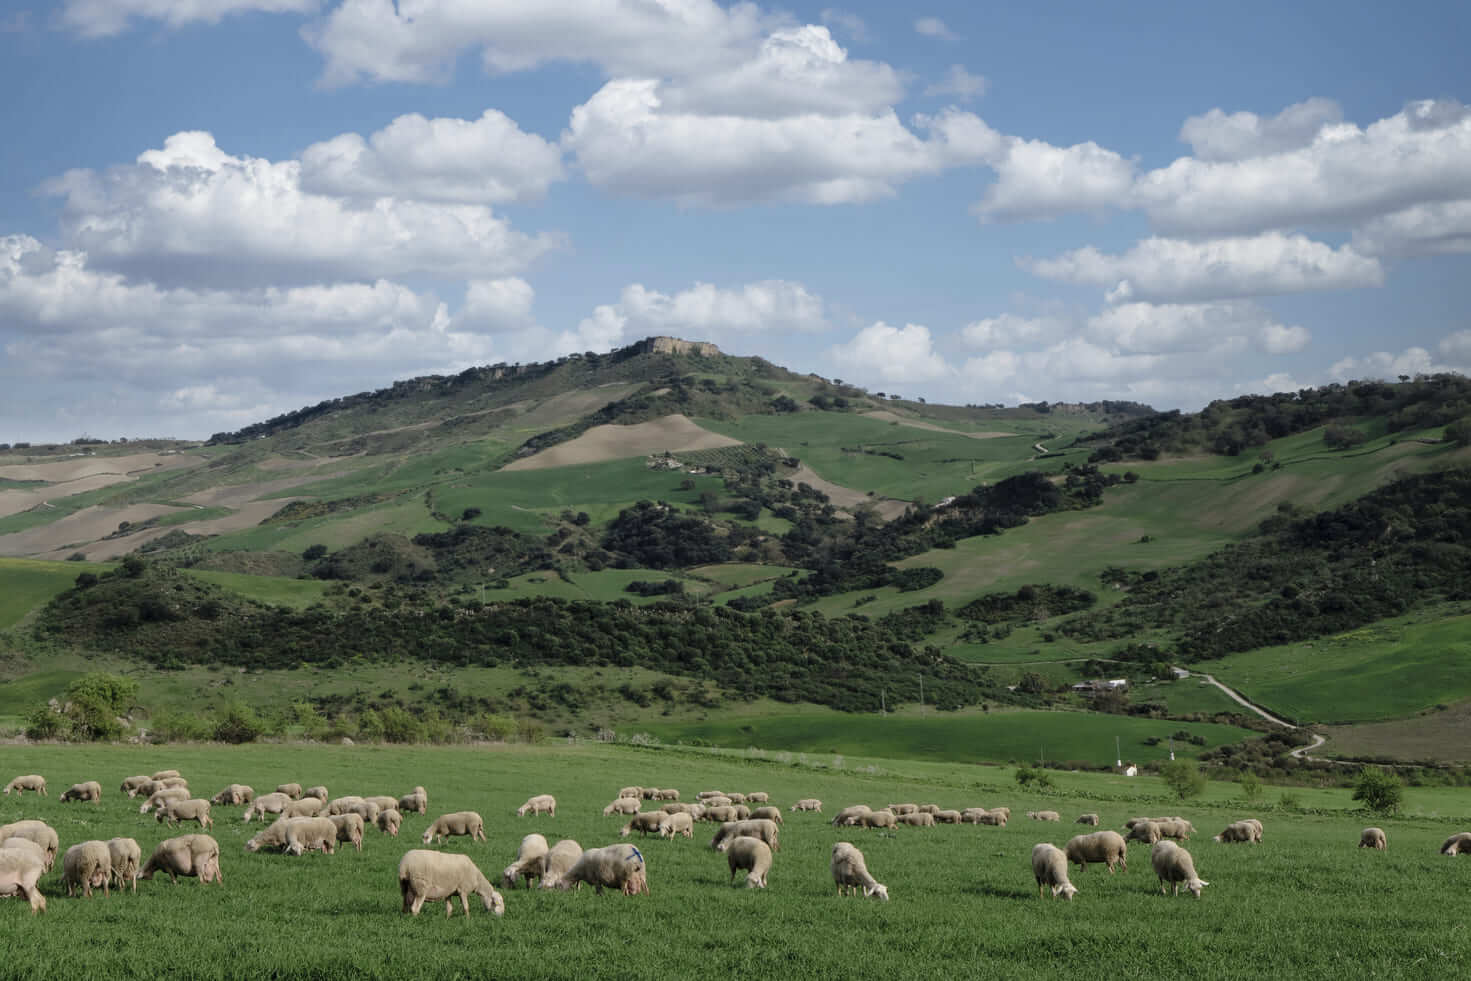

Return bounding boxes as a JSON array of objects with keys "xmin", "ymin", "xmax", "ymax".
[{"xmin": 0, "ymin": 742, "xmax": 1467, "ymax": 980}]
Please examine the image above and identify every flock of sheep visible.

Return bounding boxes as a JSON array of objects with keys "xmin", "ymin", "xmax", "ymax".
[{"xmin": 1, "ymin": 769, "xmax": 1462, "ymax": 918}]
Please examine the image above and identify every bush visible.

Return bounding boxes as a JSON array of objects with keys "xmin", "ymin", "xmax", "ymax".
[
  {"xmin": 24, "ymin": 706, "xmax": 64, "ymax": 741},
  {"xmin": 1238, "ymin": 770, "xmax": 1263, "ymax": 800},
  {"xmin": 1014, "ymin": 766, "xmax": 1054, "ymax": 789},
  {"xmin": 479, "ymin": 713, "xmax": 517, "ymax": 742},
  {"xmin": 214, "ymin": 704, "xmax": 264, "ymax": 744},
  {"xmin": 1161, "ymin": 759, "xmax": 1207, "ymax": 799},
  {"xmin": 150, "ymin": 710, "xmax": 211, "ymax": 743},
  {"xmin": 380, "ymin": 706, "xmax": 422, "ymax": 744},
  {"xmin": 1352, "ymin": 766, "xmax": 1404, "ymax": 815}
]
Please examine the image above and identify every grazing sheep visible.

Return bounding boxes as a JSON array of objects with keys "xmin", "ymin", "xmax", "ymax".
[
  {"xmin": 1213, "ymin": 821, "xmax": 1260, "ymax": 844},
  {"xmin": 1439, "ymin": 832, "xmax": 1471, "ymax": 856},
  {"xmin": 158, "ymin": 777, "xmax": 189, "ymax": 790},
  {"xmin": 887, "ymin": 803, "xmax": 919, "ymax": 816},
  {"xmin": 1151, "ymin": 841, "xmax": 1208, "ymax": 898},
  {"xmin": 617, "ymin": 787, "xmax": 643, "ymax": 800},
  {"xmin": 1126, "ymin": 821, "xmax": 1162, "ymax": 845},
  {"xmin": 157, "ymin": 798, "xmax": 214, "ymax": 830},
  {"xmin": 1065, "ymin": 831, "xmax": 1128, "ymax": 874},
  {"xmin": 830, "ymin": 842, "xmax": 888, "ymax": 900},
  {"xmin": 282, "ymin": 797, "xmax": 326, "ymax": 819},
  {"xmin": 377, "ymin": 809, "xmax": 403, "ymax": 837},
  {"xmin": 106, "ymin": 837, "xmax": 141, "ymax": 894},
  {"xmin": 660, "ymin": 801, "xmax": 697, "ymax": 815},
  {"xmin": 285, "ymin": 818, "xmax": 338, "ymax": 856},
  {"xmin": 654, "ymin": 788, "xmax": 680, "ymax": 801},
  {"xmin": 859, "ymin": 809, "xmax": 898, "ymax": 830},
  {"xmin": 604, "ymin": 797, "xmax": 641, "ymax": 817},
  {"xmin": 790, "ymin": 798, "xmax": 823, "ymax": 813},
  {"xmin": 704, "ymin": 795, "xmax": 734, "ymax": 808},
  {"xmin": 424, "ymin": 811, "xmax": 487, "ymax": 846},
  {"xmin": 1359, "ymin": 827, "xmax": 1388, "ymax": 850},
  {"xmin": 696, "ymin": 790, "xmax": 726, "ymax": 800},
  {"xmin": 0, "ymin": 838, "xmax": 48, "ymax": 867},
  {"xmin": 1076, "ymin": 813, "xmax": 1100, "ymax": 826},
  {"xmin": 934, "ymin": 810, "xmax": 963, "ymax": 824},
  {"xmin": 141, "ymin": 834, "xmax": 223, "ymax": 885},
  {"xmin": 831, "ymin": 804, "xmax": 872, "ymax": 827},
  {"xmin": 732, "ymin": 804, "xmax": 752, "ymax": 821},
  {"xmin": 751, "ymin": 806, "xmax": 784, "ymax": 826},
  {"xmin": 398, "ymin": 850, "xmax": 505, "ymax": 918},
  {"xmin": 620, "ymin": 812, "xmax": 666, "ymax": 838},
  {"xmin": 4, "ymin": 775, "xmax": 46, "ymax": 797},
  {"xmin": 140, "ymin": 786, "xmax": 190, "ymax": 814},
  {"xmin": 710, "ymin": 819, "xmax": 781, "ymax": 853},
  {"xmin": 61, "ymin": 780, "xmax": 103, "ymax": 803},
  {"xmin": 212, "ymin": 785, "xmax": 255, "ymax": 806},
  {"xmin": 917, "ymin": 804, "xmax": 941, "ymax": 814},
  {"xmin": 0, "ymin": 821, "xmax": 59, "ymax": 869},
  {"xmin": 328, "ymin": 814, "xmax": 365, "ymax": 852},
  {"xmin": 989, "ymin": 807, "xmax": 1012, "ymax": 821},
  {"xmin": 562, "ymin": 843, "xmax": 648, "ymax": 895},
  {"xmin": 399, "ymin": 786, "xmax": 429, "ymax": 815},
  {"xmin": 0, "ymin": 851, "xmax": 46, "ymax": 914},
  {"xmin": 703, "ymin": 805, "xmax": 740, "ymax": 824},
  {"xmin": 329, "ymin": 796, "xmax": 366, "ymax": 816},
  {"xmin": 745, "ymin": 792, "xmax": 769, "ymax": 804},
  {"xmin": 961, "ymin": 807, "xmax": 1005, "ymax": 826},
  {"xmin": 641, "ymin": 788, "xmax": 660, "ymax": 800},
  {"xmin": 243, "ymin": 792, "xmax": 292, "ymax": 822},
  {"xmin": 1242, "ymin": 818, "xmax": 1264, "ymax": 840},
  {"xmin": 502, "ymin": 833, "xmax": 549, "ymax": 889},
  {"xmin": 516, "ymin": 794, "xmax": 556, "ymax": 818},
  {"xmin": 276, "ymin": 783, "xmax": 304, "ymax": 800},
  {"xmin": 365, "ymin": 795, "xmax": 400, "ymax": 813},
  {"xmin": 63, "ymin": 840, "xmax": 113, "ymax": 898},
  {"xmin": 1031, "ymin": 843, "xmax": 1078, "ymax": 900},
  {"xmin": 727, "ymin": 836, "xmax": 772, "ymax": 888},
  {"xmin": 899, "ymin": 811, "xmax": 936, "ymax": 828},
  {"xmin": 344, "ymin": 800, "xmax": 382, "ymax": 824},
  {"xmin": 1028, "ymin": 810, "xmax": 1062, "ymax": 822},
  {"xmin": 244, "ymin": 818, "xmax": 297, "ymax": 853},
  {"xmin": 304, "ymin": 786, "xmax": 328, "ymax": 802},
  {"xmin": 1155, "ymin": 818, "xmax": 1195, "ymax": 841},
  {"xmin": 151, "ymin": 770, "xmax": 182, "ymax": 780},
  {"xmin": 657, "ymin": 812, "xmax": 694, "ymax": 839},
  {"xmin": 720, "ymin": 792, "xmax": 742, "ymax": 804},
  {"xmin": 539, "ymin": 839, "xmax": 584, "ymax": 890},
  {"xmin": 121, "ymin": 776, "xmax": 152, "ymax": 797}
]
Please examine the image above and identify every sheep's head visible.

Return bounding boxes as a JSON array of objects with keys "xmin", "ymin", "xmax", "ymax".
[
  {"xmin": 421, "ymin": 829, "xmax": 434, "ymax": 845},
  {"xmin": 478, "ymin": 884, "xmax": 506, "ymax": 916},
  {"xmin": 138, "ymin": 802, "xmax": 152, "ymax": 815},
  {"xmin": 864, "ymin": 882, "xmax": 889, "ymax": 901},
  {"xmin": 1053, "ymin": 882, "xmax": 1079, "ymax": 900},
  {"xmin": 155, "ymin": 809, "xmax": 167, "ymax": 823},
  {"xmin": 1185, "ymin": 878, "xmax": 1209, "ymax": 898}
]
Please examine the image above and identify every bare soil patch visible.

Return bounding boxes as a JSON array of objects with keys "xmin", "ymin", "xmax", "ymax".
[
  {"xmin": 785, "ymin": 462, "xmax": 908, "ymax": 520},
  {"xmin": 0, "ymin": 504, "xmax": 187, "ymax": 558},
  {"xmin": 503, "ymin": 414, "xmax": 741, "ymax": 471},
  {"xmin": 0, "ymin": 451, "xmax": 203, "ymax": 484},
  {"xmin": 1323, "ymin": 702, "xmax": 1471, "ymax": 764}
]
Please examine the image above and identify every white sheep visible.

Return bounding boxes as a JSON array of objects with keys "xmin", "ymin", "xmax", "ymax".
[
  {"xmin": 0, "ymin": 838, "xmax": 48, "ymax": 868},
  {"xmin": 660, "ymin": 801, "xmax": 697, "ymax": 815},
  {"xmin": 398, "ymin": 850, "xmax": 505, "ymax": 918},
  {"xmin": 212, "ymin": 784, "xmax": 255, "ymax": 806},
  {"xmin": 859, "ymin": 809, "xmax": 897, "ymax": 830},
  {"xmin": 1075, "ymin": 813, "xmax": 1100, "ymax": 826},
  {"xmin": 1028, "ymin": 810, "xmax": 1062, "ymax": 822},
  {"xmin": 696, "ymin": 790, "xmax": 726, "ymax": 801},
  {"xmin": 790, "ymin": 798, "xmax": 823, "ymax": 813},
  {"xmin": 933, "ymin": 810, "xmax": 963, "ymax": 824},
  {"xmin": 917, "ymin": 804, "xmax": 941, "ymax": 814},
  {"xmin": 745, "ymin": 792, "xmax": 769, "ymax": 804},
  {"xmin": 619, "ymin": 812, "xmax": 665, "ymax": 838},
  {"xmin": 618, "ymin": 786, "xmax": 643, "ymax": 800},
  {"xmin": 1126, "ymin": 821, "xmax": 1162, "ymax": 845},
  {"xmin": 276, "ymin": 782, "xmax": 304, "ymax": 800},
  {"xmin": 704, "ymin": 795, "xmax": 734, "ymax": 808},
  {"xmin": 887, "ymin": 803, "xmax": 919, "ymax": 816},
  {"xmin": 1439, "ymin": 832, "xmax": 1471, "ymax": 856},
  {"xmin": 157, "ymin": 798, "xmax": 214, "ymax": 829},
  {"xmin": 1213, "ymin": 821, "xmax": 1259, "ymax": 844},
  {"xmin": 0, "ymin": 821, "xmax": 59, "ymax": 870},
  {"xmin": 539, "ymin": 839, "xmax": 584, "ymax": 890},
  {"xmin": 1031, "ymin": 843, "xmax": 1078, "ymax": 900},
  {"xmin": 399, "ymin": 786, "xmax": 429, "ymax": 815},
  {"xmin": 657, "ymin": 812, "xmax": 694, "ymax": 839},
  {"xmin": 1151, "ymin": 840, "xmax": 1208, "ymax": 898},
  {"xmin": 516, "ymin": 794, "xmax": 556, "ymax": 818},
  {"xmin": 831, "ymin": 804, "xmax": 872, "ymax": 827},
  {"xmin": 0, "ymin": 850, "xmax": 46, "ymax": 913},
  {"xmin": 604, "ymin": 797, "xmax": 640, "ymax": 817},
  {"xmin": 139, "ymin": 786, "xmax": 190, "ymax": 814},
  {"xmin": 344, "ymin": 800, "xmax": 382, "ymax": 824},
  {"xmin": 899, "ymin": 812, "xmax": 936, "ymax": 828},
  {"xmin": 1359, "ymin": 827, "xmax": 1388, "ymax": 850},
  {"xmin": 562, "ymin": 842, "xmax": 648, "ymax": 895},
  {"xmin": 281, "ymin": 797, "xmax": 327, "ymax": 819},
  {"xmin": 750, "ymin": 806, "xmax": 784, "ymax": 826},
  {"xmin": 377, "ymin": 809, "xmax": 403, "ymax": 837},
  {"xmin": 121, "ymin": 775, "xmax": 152, "ymax": 797},
  {"xmin": 702, "ymin": 805, "xmax": 740, "ymax": 824},
  {"xmin": 63, "ymin": 840, "xmax": 113, "ymax": 898},
  {"xmin": 141, "ymin": 834, "xmax": 223, "ymax": 885},
  {"xmin": 158, "ymin": 776, "xmax": 189, "ymax": 790},
  {"xmin": 329, "ymin": 813, "xmax": 365, "ymax": 852},
  {"xmin": 641, "ymin": 788, "xmax": 660, "ymax": 800},
  {"xmin": 60, "ymin": 780, "xmax": 103, "ymax": 803},
  {"xmin": 502, "ymin": 833, "xmax": 549, "ymax": 889},
  {"xmin": 106, "ymin": 837, "xmax": 141, "ymax": 893},
  {"xmin": 244, "ymin": 818, "xmax": 297, "ymax": 853},
  {"xmin": 1155, "ymin": 818, "xmax": 1195, "ymax": 841},
  {"xmin": 654, "ymin": 788, "xmax": 680, "ymax": 801},
  {"xmin": 725, "ymin": 792, "xmax": 747, "ymax": 805},
  {"xmin": 1065, "ymin": 831, "xmax": 1128, "ymax": 873},
  {"xmin": 710, "ymin": 819, "xmax": 780, "ymax": 852},
  {"xmin": 726, "ymin": 836, "xmax": 772, "ymax": 888},
  {"xmin": 243, "ymin": 792, "xmax": 292, "ymax": 822},
  {"xmin": 366, "ymin": 795, "xmax": 400, "ymax": 813},
  {"xmin": 328, "ymin": 796, "xmax": 365, "ymax": 816},
  {"xmin": 830, "ymin": 842, "xmax": 887, "ymax": 900},
  {"xmin": 423, "ymin": 811, "xmax": 487, "ymax": 846},
  {"xmin": 284, "ymin": 817, "xmax": 339, "ymax": 856},
  {"xmin": 303, "ymin": 785, "xmax": 329, "ymax": 802},
  {"xmin": 151, "ymin": 770, "xmax": 182, "ymax": 780}
]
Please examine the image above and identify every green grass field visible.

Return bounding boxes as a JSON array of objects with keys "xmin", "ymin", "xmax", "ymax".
[
  {"xmin": 0, "ymin": 558, "xmax": 114, "ymax": 629},
  {"xmin": 0, "ymin": 742, "xmax": 1467, "ymax": 979}
]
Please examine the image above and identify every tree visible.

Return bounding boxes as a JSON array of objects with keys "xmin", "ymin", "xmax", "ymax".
[
  {"xmin": 1352, "ymin": 767, "xmax": 1403, "ymax": 815},
  {"xmin": 1445, "ymin": 417, "xmax": 1471, "ymax": 447},
  {"xmin": 1161, "ymin": 759, "xmax": 1207, "ymax": 799},
  {"xmin": 214, "ymin": 703, "xmax": 264, "ymax": 744},
  {"xmin": 302, "ymin": 544, "xmax": 328, "ymax": 561}
]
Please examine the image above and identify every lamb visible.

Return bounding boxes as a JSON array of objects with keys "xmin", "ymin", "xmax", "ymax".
[
  {"xmin": 328, "ymin": 813, "xmax": 365, "ymax": 852},
  {"xmin": 304, "ymin": 785, "xmax": 329, "ymax": 802},
  {"xmin": 63, "ymin": 840, "xmax": 113, "ymax": 898},
  {"xmin": 399, "ymin": 786, "xmax": 429, "ymax": 815},
  {"xmin": 121, "ymin": 775, "xmax": 152, "ymax": 797},
  {"xmin": 141, "ymin": 834, "xmax": 223, "ymax": 885},
  {"xmin": 830, "ymin": 842, "xmax": 888, "ymax": 900},
  {"xmin": 604, "ymin": 797, "xmax": 641, "ymax": 817},
  {"xmin": 750, "ymin": 806, "xmax": 783, "ymax": 825},
  {"xmin": 502, "ymin": 833, "xmax": 549, "ymax": 889},
  {"xmin": 1439, "ymin": 832, "xmax": 1471, "ymax": 856},
  {"xmin": 516, "ymin": 794, "xmax": 556, "ymax": 818},
  {"xmin": 3, "ymin": 774, "xmax": 46, "ymax": 797},
  {"xmin": 619, "ymin": 812, "xmax": 666, "ymax": 838},
  {"xmin": 106, "ymin": 837, "xmax": 141, "ymax": 893},
  {"xmin": 276, "ymin": 782, "xmax": 304, "ymax": 799},
  {"xmin": 212, "ymin": 784, "xmax": 255, "ymax": 806},
  {"xmin": 1031, "ymin": 843, "xmax": 1078, "ymax": 900},
  {"xmin": 1359, "ymin": 827, "xmax": 1388, "ymax": 850},
  {"xmin": 1151, "ymin": 840, "xmax": 1209, "ymax": 898},
  {"xmin": 282, "ymin": 797, "xmax": 326, "ymax": 819},
  {"xmin": 656, "ymin": 812, "xmax": 694, "ymax": 839},
  {"xmin": 423, "ymin": 811, "xmax": 487, "ymax": 846},
  {"xmin": 899, "ymin": 811, "xmax": 936, "ymax": 828},
  {"xmin": 745, "ymin": 792, "xmax": 769, "ymax": 804},
  {"xmin": 139, "ymin": 786, "xmax": 190, "ymax": 814},
  {"xmin": 887, "ymin": 803, "xmax": 919, "ymax": 816},
  {"xmin": 151, "ymin": 769, "xmax": 182, "ymax": 780},
  {"xmin": 61, "ymin": 780, "xmax": 103, "ymax": 803},
  {"xmin": 0, "ymin": 851, "xmax": 46, "ymax": 913},
  {"xmin": 859, "ymin": 809, "xmax": 897, "ymax": 830},
  {"xmin": 726, "ymin": 836, "xmax": 772, "ymax": 888},
  {"xmin": 243, "ymin": 792, "xmax": 292, "ymax": 822},
  {"xmin": 1126, "ymin": 821, "xmax": 1162, "ymax": 845},
  {"xmin": 831, "ymin": 804, "xmax": 872, "ymax": 827},
  {"xmin": 157, "ymin": 798, "xmax": 214, "ymax": 829},
  {"xmin": 934, "ymin": 810, "xmax": 963, "ymax": 824},
  {"xmin": 1213, "ymin": 821, "xmax": 1260, "ymax": 844},
  {"xmin": 710, "ymin": 819, "xmax": 780, "ymax": 853},
  {"xmin": 654, "ymin": 788, "xmax": 680, "ymax": 801},
  {"xmin": 284, "ymin": 817, "xmax": 338, "ymax": 856},
  {"xmin": 790, "ymin": 798, "xmax": 823, "ymax": 813},
  {"xmin": 377, "ymin": 809, "xmax": 403, "ymax": 837},
  {"xmin": 1076, "ymin": 813, "xmax": 1100, "ymax": 826},
  {"xmin": 562, "ymin": 842, "xmax": 648, "ymax": 895},
  {"xmin": 1065, "ymin": 831, "xmax": 1128, "ymax": 873},
  {"xmin": 398, "ymin": 850, "xmax": 505, "ymax": 918},
  {"xmin": 0, "ymin": 821, "xmax": 59, "ymax": 869},
  {"xmin": 1028, "ymin": 810, "xmax": 1062, "ymax": 822},
  {"xmin": 539, "ymin": 839, "xmax": 584, "ymax": 890}
]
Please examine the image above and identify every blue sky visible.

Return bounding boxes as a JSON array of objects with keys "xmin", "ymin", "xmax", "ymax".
[{"xmin": 1, "ymin": 0, "xmax": 1469, "ymax": 441}]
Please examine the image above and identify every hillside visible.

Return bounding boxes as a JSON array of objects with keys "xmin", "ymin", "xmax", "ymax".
[{"xmin": 2, "ymin": 338, "xmax": 1469, "ymax": 767}]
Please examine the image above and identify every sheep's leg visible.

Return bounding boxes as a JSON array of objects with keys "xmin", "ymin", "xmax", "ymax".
[{"xmin": 410, "ymin": 892, "xmax": 427, "ymax": 916}]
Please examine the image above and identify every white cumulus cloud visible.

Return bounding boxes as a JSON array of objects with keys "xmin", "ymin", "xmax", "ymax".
[
  {"xmin": 569, "ymin": 280, "xmax": 829, "ymax": 353},
  {"xmin": 829, "ymin": 322, "xmax": 950, "ymax": 383},
  {"xmin": 1087, "ymin": 301, "xmax": 1303, "ymax": 356},
  {"xmin": 961, "ymin": 313, "xmax": 1070, "ymax": 349},
  {"xmin": 924, "ymin": 65, "xmax": 987, "ymax": 102},
  {"xmin": 973, "ymin": 137, "xmax": 1136, "ymax": 222},
  {"xmin": 61, "ymin": 0, "xmax": 316, "ymax": 38},
  {"xmin": 914, "ymin": 17, "xmax": 960, "ymax": 40},
  {"xmin": 1178, "ymin": 97, "xmax": 1344, "ymax": 162},
  {"xmin": 1352, "ymin": 199, "xmax": 1471, "ymax": 257}
]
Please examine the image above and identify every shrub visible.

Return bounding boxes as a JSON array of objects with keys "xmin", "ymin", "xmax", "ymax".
[
  {"xmin": 1352, "ymin": 766, "xmax": 1404, "ymax": 815},
  {"xmin": 380, "ymin": 706, "xmax": 422, "ymax": 744},
  {"xmin": 1161, "ymin": 759, "xmax": 1207, "ymax": 799},
  {"xmin": 1239, "ymin": 770, "xmax": 1263, "ymax": 800},
  {"xmin": 24, "ymin": 706, "xmax": 64, "ymax": 741},
  {"xmin": 150, "ymin": 710, "xmax": 211, "ymax": 743},
  {"xmin": 1015, "ymin": 766, "xmax": 1054, "ymax": 789},
  {"xmin": 479, "ymin": 713, "xmax": 516, "ymax": 742},
  {"xmin": 214, "ymin": 703, "xmax": 264, "ymax": 744}
]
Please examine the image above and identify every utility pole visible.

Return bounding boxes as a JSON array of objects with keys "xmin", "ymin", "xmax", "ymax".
[
  {"xmin": 881, "ymin": 689, "xmax": 886, "ymax": 716},
  {"xmin": 1116, "ymin": 736, "xmax": 1122, "ymax": 769},
  {"xmin": 918, "ymin": 675, "xmax": 924, "ymax": 716}
]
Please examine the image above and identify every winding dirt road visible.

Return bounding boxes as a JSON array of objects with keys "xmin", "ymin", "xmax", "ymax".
[{"xmin": 1188, "ymin": 671, "xmax": 1327, "ymax": 759}]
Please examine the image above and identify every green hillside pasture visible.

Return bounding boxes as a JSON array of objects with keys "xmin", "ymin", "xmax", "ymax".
[
  {"xmin": 639, "ymin": 707, "xmax": 1253, "ymax": 768},
  {"xmin": 1136, "ymin": 677, "xmax": 1251, "ymax": 718},
  {"xmin": 205, "ymin": 495, "xmax": 446, "ymax": 554},
  {"xmin": 1207, "ymin": 610, "xmax": 1471, "ymax": 725},
  {"xmin": 181, "ymin": 570, "xmax": 333, "ymax": 609},
  {"xmin": 488, "ymin": 569, "xmax": 714, "ymax": 603},
  {"xmin": 1323, "ymin": 699, "xmax": 1471, "ymax": 765},
  {"xmin": 688, "ymin": 562, "xmax": 801, "ymax": 588},
  {"xmin": 0, "ymin": 743, "xmax": 1465, "ymax": 980},
  {"xmin": 0, "ymin": 557, "xmax": 113, "ymax": 629}
]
